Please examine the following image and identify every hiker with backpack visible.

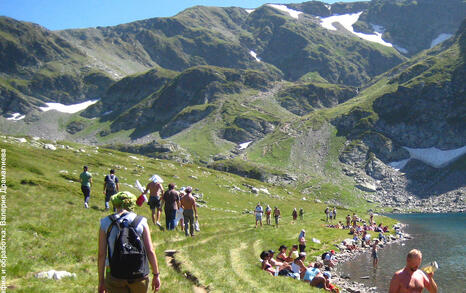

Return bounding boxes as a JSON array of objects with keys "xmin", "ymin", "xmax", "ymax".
[
  {"xmin": 98, "ymin": 191, "xmax": 161, "ymax": 293},
  {"xmin": 80, "ymin": 165, "xmax": 92, "ymax": 209},
  {"xmin": 103, "ymin": 169, "xmax": 120, "ymax": 211},
  {"xmin": 324, "ymin": 207, "xmax": 330, "ymax": 222}
]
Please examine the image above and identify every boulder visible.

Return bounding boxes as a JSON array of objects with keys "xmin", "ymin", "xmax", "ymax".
[
  {"xmin": 43, "ymin": 144, "xmax": 56, "ymax": 151},
  {"xmin": 356, "ymin": 182, "xmax": 377, "ymax": 192}
]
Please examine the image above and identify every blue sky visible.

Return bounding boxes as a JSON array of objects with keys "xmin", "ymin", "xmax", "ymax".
[{"xmin": 0, "ymin": 0, "xmax": 356, "ymax": 30}]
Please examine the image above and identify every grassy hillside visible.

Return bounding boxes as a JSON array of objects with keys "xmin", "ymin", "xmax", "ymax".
[{"xmin": 3, "ymin": 135, "xmax": 396, "ymax": 292}]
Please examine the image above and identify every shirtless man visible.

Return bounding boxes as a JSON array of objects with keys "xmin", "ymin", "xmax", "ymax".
[
  {"xmin": 389, "ymin": 249, "xmax": 437, "ymax": 293},
  {"xmin": 180, "ymin": 186, "xmax": 198, "ymax": 237},
  {"xmin": 142, "ymin": 176, "xmax": 164, "ymax": 228}
]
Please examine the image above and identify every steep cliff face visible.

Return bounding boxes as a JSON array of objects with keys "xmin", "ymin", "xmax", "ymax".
[{"xmin": 332, "ymin": 20, "xmax": 466, "ymax": 201}]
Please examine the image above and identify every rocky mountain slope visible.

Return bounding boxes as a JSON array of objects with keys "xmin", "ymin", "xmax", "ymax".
[{"xmin": 0, "ymin": 17, "xmax": 115, "ymax": 116}]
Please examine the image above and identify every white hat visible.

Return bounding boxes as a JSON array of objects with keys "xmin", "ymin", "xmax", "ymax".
[{"xmin": 149, "ymin": 174, "xmax": 164, "ymax": 183}]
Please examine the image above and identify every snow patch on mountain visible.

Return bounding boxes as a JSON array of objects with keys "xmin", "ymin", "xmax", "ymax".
[
  {"xmin": 319, "ymin": 12, "xmax": 393, "ymax": 47},
  {"xmin": 249, "ymin": 50, "xmax": 261, "ymax": 62},
  {"xmin": 6, "ymin": 113, "xmax": 26, "ymax": 121},
  {"xmin": 239, "ymin": 141, "xmax": 252, "ymax": 150},
  {"xmin": 394, "ymin": 45, "xmax": 409, "ymax": 54},
  {"xmin": 389, "ymin": 159, "xmax": 410, "ymax": 170},
  {"xmin": 245, "ymin": 9, "xmax": 255, "ymax": 14},
  {"xmin": 39, "ymin": 99, "xmax": 99, "ymax": 114},
  {"xmin": 389, "ymin": 146, "xmax": 466, "ymax": 170},
  {"xmin": 267, "ymin": 4, "xmax": 302, "ymax": 19},
  {"xmin": 430, "ymin": 33, "xmax": 453, "ymax": 48}
]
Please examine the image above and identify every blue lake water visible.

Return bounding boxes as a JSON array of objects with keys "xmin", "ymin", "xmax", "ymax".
[{"xmin": 337, "ymin": 213, "xmax": 466, "ymax": 293}]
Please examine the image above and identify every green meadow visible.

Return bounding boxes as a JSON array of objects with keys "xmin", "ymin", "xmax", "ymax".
[{"xmin": 4, "ymin": 136, "xmax": 396, "ymax": 292}]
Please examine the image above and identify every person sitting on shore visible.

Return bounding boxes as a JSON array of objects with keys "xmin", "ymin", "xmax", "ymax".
[
  {"xmin": 268, "ymin": 250, "xmax": 292, "ymax": 271},
  {"xmin": 342, "ymin": 239, "xmax": 358, "ymax": 251},
  {"xmin": 362, "ymin": 231, "xmax": 371, "ymax": 246},
  {"xmin": 276, "ymin": 245, "xmax": 289, "ymax": 262},
  {"xmin": 291, "ymin": 253, "xmax": 309, "ymax": 280},
  {"xmin": 288, "ymin": 245, "xmax": 299, "ymax": 261},
  {"xmin": 378, "ymin": 231, "xmax": 387, "ymax": 242},
  {"xmin": 323, "ymin": 250, "xmax": 337, "ymax": 268},
  {"xmin": 323, "ymin": 272, "xmax": 339, "ymax": 293},
  {"xmin": 303, "ymin": 261, "xmax": 322, "ymax": 283},
  {"xmin": 308, "ymin": 266, "xmax": 330, "ymax": 291},
  {"xmin": 260, "ymin": 251, "xmax": 276, "ymax": 276},
  {"xmin": 356, "ymin": 225, "xmax": 363, "ymax": 234},
  {"xmin": 375, "ymin": 223, "xmax": 383, "ymax": 232}
]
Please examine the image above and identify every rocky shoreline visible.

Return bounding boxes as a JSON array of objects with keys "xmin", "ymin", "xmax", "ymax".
[{"xmin": 328, "ymin": 225, "xmax": 411, "ymax": 293}]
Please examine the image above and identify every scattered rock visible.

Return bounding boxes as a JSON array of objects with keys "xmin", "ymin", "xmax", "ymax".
[
  {"xmin": 43, "ymin": 144, "xmax": 57, "ymax": 151},
  {"xmin": 355, "ymin": 182, "xmax": 377, "ymax": 192},
  {"xmin": 35, "ymin": 270, "xmax": 76, "ymax": 280},
  {"xmin": 259, "ymin": 188, "xmax": 270, "ymax": 195}
]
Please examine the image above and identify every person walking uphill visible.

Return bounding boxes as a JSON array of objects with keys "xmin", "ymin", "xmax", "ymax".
[
  {"xmin": 98, "ymin": 191, "xmax": 161, "ymax": 293},
  {"xmin": 142, "ymin": 175, "xmax": 164, "ymax": 229},
  {"xmin": 80, "ymin": 166, "xmax": 92, "ymax": 208},
  {"xmin": 161, "ymin": 183, "xmax": 180, "ymax": 231},
  {"xmin": 180, "ymin": 186, "xmax": 198, "ymax": 237},
  {"xmin": 103, "ymin": 169, "xmax": 120, "ymax": 211}
]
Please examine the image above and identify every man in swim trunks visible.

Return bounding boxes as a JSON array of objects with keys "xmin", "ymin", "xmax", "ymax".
[
  {"xmin": 389, "ymin": 249, "xmax": 437, "ymax": 293},
  {"xmin": 142, "ymin": 176, "xmax": 164, "ymax": 229}
]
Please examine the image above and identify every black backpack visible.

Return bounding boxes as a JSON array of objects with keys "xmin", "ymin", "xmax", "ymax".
[
  {"xmin": 106, "ymin": 175, "xmax": 117, "ymax": 193},
  {"xmin": 321, "ymin": 252, "xmax": 328, "ymax": 260},
  {"xmin": 106, "ymin": 214, "xmax": 149, "ymax": 279}
]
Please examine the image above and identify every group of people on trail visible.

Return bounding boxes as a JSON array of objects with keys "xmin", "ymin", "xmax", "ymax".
[
  {"xmin": 79, "ymin": 166, "xmax": 199, "ymax": 237},
  {"xmin": 254, "ymin": 203, "xmax": 306, "ymax": 228},
  {"xmin": 324, "ymin": 206, "xmax": 337, "ymax": 222},
  {"xmin": 80, "ymin": 166, "xmax": 121, "ymax": 210},
  {"xmin": 78, "ymin": 164, "xmax": 203, "ymax": 292},
  {"xmin": 254, "ymin": 203, "xmax": 282, "ymax": 228},
  {"xmin": 259, "ymin": 230, "xmax": 339, "ymax": 292}
]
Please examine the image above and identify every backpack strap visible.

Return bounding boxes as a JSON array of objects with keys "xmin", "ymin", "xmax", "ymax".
[{"xmin": 130, "ymin": 215, "xmax": 144, "ymax": 230}]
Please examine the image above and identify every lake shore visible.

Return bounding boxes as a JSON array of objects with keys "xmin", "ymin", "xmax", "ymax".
[{"xmin": 329, "ymin": 224, "xmax": 411, "ymax": 293}]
